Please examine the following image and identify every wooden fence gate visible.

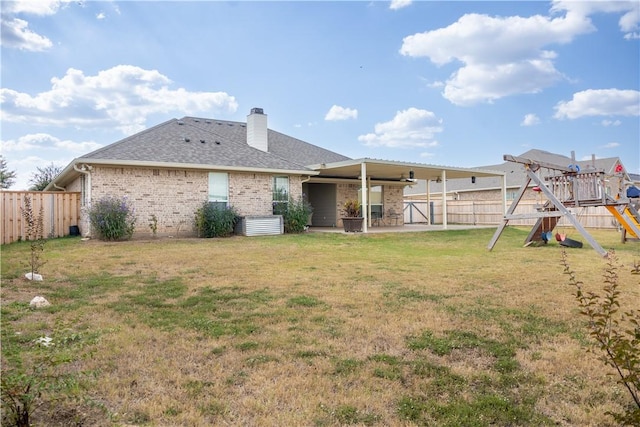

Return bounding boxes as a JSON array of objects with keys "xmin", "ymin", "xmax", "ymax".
[{"xmin": 1, "ymin": 191, "xmax": 81, "ymax": 245}]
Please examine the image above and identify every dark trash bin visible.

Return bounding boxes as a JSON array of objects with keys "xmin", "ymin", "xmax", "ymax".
[{"xmin": 69, "ymin": 225, "xmax": 80, "ymax": 236}]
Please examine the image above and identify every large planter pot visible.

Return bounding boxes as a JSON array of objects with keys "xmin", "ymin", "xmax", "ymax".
[{"xmin": 342, "ymin": 217, "xmax": 364, "ymax": 232}]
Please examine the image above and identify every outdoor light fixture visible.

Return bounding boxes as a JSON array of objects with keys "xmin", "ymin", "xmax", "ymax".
[
  {"xmin": 409, "ymin": 170, "xmax": 415, "ymax": 180},
  {"xmin": 471, "ymin": 176, "xmax": 476, "ymax": 184}
]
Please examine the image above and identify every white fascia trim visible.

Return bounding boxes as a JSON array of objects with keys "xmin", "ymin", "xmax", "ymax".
[{"xmin": 75, "ymin": 158, "xmax": 319, "ymax": 176}]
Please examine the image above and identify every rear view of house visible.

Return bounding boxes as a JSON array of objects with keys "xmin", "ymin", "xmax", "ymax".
[{"xmin": 48, "ymin": 108, "xmax": 502, "ymax": 237}]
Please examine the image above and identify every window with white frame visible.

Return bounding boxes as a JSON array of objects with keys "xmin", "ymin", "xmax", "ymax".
[
  {"xmin": 208, "ymin": 172, "xmax": 229, "ymax": 208},
  {"xmin": 272, "ymin": 175, "xmax": 289, "ymax": 214},
  {"xmin": 358, "ymin": 185, "xmax": 383, "ymax": 218}
]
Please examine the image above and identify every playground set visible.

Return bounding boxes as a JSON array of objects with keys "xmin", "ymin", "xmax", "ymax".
[{"xmin": 488, "ymin": 153, "xmax": 640, "ymax": 257}]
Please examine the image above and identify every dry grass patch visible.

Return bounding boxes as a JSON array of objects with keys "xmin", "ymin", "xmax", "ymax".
[{"xmin": 1, "ymin": 227, "xmax": 638, "ymax": 426}]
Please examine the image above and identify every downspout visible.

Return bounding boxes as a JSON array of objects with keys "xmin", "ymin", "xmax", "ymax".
[
  {"xmin": 73, "ymin": 163, "xmax": 92, "ymax": 208},
  {"xmin": 52, "ymin": 182, "xmax": 66, "ymax": 191}
]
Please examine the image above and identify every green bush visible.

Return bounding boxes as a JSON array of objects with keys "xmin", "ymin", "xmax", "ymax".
[
  {"xmin": 195, "ymin": 203, "xmax": 239, "ymax": 238},
  {"xmin": 87, "ymin": 196, "xmax": 136, "ymax": 241},
  {"xmin": 273, "ymin": 195, "xmax": 313, "ymax": 234}
]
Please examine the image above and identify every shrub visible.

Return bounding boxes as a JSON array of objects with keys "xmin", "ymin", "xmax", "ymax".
[
  {"xmin": 274, "ymin": 195, "xmax": 313, "ymax": 234},
  {"xmin": 195, "ymin": 203, "xmax": 238, "ymax": 238},
  {"xmin": 343, "ymin": 199, "xmax": 361, "ymax": 218},
  {"xmin": 562, "ymin": 249, "xmax": 640, "ymax": 425},
  {"xmin": 87, "ymin": 196, "xmax": 136, "ymax": 241}
]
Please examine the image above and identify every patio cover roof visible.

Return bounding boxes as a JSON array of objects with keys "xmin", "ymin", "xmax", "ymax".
[
  {"xmin": 308, "ymin": 158, "xmax": 505, "ymax": 182},
  {"xmin": 307, "ymin": 158, "xmax": 507, "ymax": 233}
]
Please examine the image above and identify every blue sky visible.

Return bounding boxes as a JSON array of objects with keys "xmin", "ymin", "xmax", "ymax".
[{"xmin": 1, "ymin": 0, "xmax": 639, "ymax": 190}]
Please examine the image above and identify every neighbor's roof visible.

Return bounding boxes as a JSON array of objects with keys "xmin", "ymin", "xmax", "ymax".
[
  {"xmin": 48, "ymin": 116, "xmax": 350, "ymax": 188},
  {"xmin": 405, "ymin": 149, "xmax": 628, "ymax": 195}
]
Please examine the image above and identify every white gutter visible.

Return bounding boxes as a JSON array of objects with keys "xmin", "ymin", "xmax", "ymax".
[{"xmin": 75, "ymin": 158, "xmax": 318, "ymax": 177}]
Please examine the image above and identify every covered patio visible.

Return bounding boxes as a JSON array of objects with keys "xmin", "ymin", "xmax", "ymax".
[{"xmin": 307, "ymin": 158, "xmax": 506, "ymax": 233}]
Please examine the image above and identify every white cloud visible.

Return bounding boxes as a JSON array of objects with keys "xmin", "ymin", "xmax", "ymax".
[
  {"xmin": 521, "ymin": 113, "xmax": 540, "ymax": 126},
  {"xmin": 325, "ymin": 105, "xmax": 358, "ymax": 121},
  {"xmin": 0, "ymin": 17, "xmax": 53, "ymax": 51},
  {"xmin": 400, "ymin": 2, "xmax": 638, "ymax": 106},
  {"xmin": 4, "ymin": 0, "xmax": 70, "ymax": 16},
  {"xmin": 601, "ymin": 119, "xmax": 622, "ymax": 127},
  {"xmin": 1, "ymin": 133, "xmax": 102, "ymax": 153},
  {"xmin": 554, "ymin": 89, "xmax": 640, "ymax": 119},
  {"xmin": 400, "ymin": 12, "xmax": 585, "ymax": 105},
  {"xmin": 552, "ymin": 0, "xmax": 639, "ymax": 38},
  {"xmin": 602, "ymin": 142, "xmax": 621, "ymax": 149},
  {"xmin": 390, "ymin": 0, "xmax": 412, "ymax": 11},
  {"xmin": 0, "ymin": 65, "xmax": 239, "ymax": 134},
  {"xmin": 96, "ymin": 12, "xmax": 106, "ymax": 20},
  {"xmin": 0, "ymin": 0, "xmax": 74, "ymax": 51},
  {"xmin": 357, "ymin": 108, "xmax": 442, "ymax": 148}
]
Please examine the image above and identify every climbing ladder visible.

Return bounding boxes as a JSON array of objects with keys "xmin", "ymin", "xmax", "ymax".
[{"xmin": 487, "ymin": 154, "xmax": 630, "ymax": 257}]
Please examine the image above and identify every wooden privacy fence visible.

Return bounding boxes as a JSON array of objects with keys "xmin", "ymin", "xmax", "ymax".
[
  {"xmin": 404, "ymin": 200, "xmax": 620, "ymax": 229},
  {"xmin": 1, "ymin": 191, "xmax": 81, "ymax": 245}
]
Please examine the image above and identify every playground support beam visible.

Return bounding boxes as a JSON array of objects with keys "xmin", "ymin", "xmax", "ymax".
[{"xmin": 488, "ymin": 167, "xmax": 608, "ymax": 257}]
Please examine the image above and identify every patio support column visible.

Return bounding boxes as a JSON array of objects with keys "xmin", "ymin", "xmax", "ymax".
[
  {"xmin": 442, "ymin": 170, "xmax": 448, "ymax": 229},
  {"xmin": 361, "ymin": 162, "xmax": 368, "ymax": 233},
  {"xmin": 367, "ymin": 176, "xmax": 372, "ymax": 228},
  {"xmin": 426, "ymin": 179, "xmax": 431, "ymax": 225}
]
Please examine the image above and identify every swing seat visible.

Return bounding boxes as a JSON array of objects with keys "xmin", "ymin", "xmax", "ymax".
[
  {"xmin": 555, "ymin": 232, "xmax": 566, "ymax": 242},
  {"xmin": 559, "ymin": 237, "xmax": 583, "ymax": 248},
  {"xmin": 541, "ymin": 231, "xmax": 553, "ymax": 243}
]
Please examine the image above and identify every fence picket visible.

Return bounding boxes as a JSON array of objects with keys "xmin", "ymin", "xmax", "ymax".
[{"xmin": 1, "ymin": 191, "xmax": 81, "ymax": 244}]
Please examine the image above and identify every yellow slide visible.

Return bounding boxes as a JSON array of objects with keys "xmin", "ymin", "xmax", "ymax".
[{"xmin": 606, "ymin": 205, "xmax": 640, "ymax": 238}]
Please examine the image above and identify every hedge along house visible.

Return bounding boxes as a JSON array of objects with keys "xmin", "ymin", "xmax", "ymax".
[{"xmin": 46, "ymin": 108, "xmax": 506, "ymax": 237}]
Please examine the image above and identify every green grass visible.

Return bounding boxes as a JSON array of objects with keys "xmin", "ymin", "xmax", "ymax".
[{"xmin": 1, "ymin": 227, "xmax": 638, "ymax": 426}]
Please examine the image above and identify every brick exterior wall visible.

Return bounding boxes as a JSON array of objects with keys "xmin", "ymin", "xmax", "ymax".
[
  {"xmin": 77, "ymin": 166, "xmax": 304, "ymax": 238},
  {"xmin": 336, "ymin": 182, "xmax": 405, "ymax": 227}
]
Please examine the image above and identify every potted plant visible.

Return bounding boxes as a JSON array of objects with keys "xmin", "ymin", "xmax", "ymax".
[{"xmin": 341, "ymin": 199, "xmax": 364, "ymax": 232}]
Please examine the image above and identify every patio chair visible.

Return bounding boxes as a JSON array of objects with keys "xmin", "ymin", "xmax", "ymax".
[
  {"xmin": 371, "ymin": 210, "xmax": 383, "ymax": 227},
  {"xmin": 386, "ymin": 208, "xmax": 401, "ymax": 225}
]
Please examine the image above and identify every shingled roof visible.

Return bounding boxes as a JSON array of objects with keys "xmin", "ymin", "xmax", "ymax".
[{"xmin": 78, "ymin": 116, "xmax": 350, "ymax": 171}]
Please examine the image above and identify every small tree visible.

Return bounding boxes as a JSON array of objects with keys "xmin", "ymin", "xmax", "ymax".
[
  {"xmin": 87, "ymin": 196, "xmax": 136, "ymax": 241},
  {"xmin": 562, "ymin": 249, "xmax": 640, "ymax": 425},
  {"xmin": 20, "ymin": 195, "xmax": 46, "ymax": 278},
  {"xmin": 0, "ymin": 155, "xmax": 17, "ymax": 189},
  {"xmin": 28, "ymin": 163, "xmax": 63, "ymax": 191}
]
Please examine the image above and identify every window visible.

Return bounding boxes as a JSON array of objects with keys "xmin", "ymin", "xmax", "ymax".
[
  {"xmin": 358, "ymin": 185, "xmax": 383, "ymax": 218},
  {"xmin": 273, "ymin": 176, "xmax": 289, "ymax": 214},
  {"xmin": 208, "ymin": 172, "xmax": 229, "ymax": 208}
]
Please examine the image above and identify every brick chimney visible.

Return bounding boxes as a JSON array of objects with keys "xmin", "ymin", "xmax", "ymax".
[{"xmin": 247, "ymin": 107, "xmax": 268, "ymax": 152}]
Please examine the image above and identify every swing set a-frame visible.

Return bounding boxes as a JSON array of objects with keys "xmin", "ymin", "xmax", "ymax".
[{"xmin": 487, "ymin": 153, "xmax": 640, "ymax": 257}]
